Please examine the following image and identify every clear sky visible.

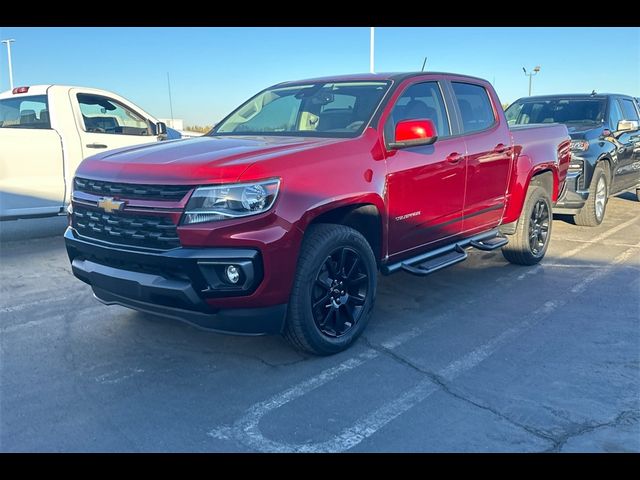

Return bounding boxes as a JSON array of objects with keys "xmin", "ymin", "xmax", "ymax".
[{"xmin": 0, "ymin": 27, "xmax": 638, "ymax": 126}]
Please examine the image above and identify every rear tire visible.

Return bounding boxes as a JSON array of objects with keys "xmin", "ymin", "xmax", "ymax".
[
  {"xmin": 284, "ymin": 224, "xmax": 377, "ymax": 356},
  {"xmin": 573, "ymin": 164, "xmax": 608, "ymax": 226},
  {"xmin": 502, "ymin": 185, "xmax": 552, "ymax": 266}
]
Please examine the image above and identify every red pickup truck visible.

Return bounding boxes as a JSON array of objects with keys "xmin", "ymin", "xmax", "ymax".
[{"xmin": 65, "ymin": 72, "xmax": 571, "ymax": 355}]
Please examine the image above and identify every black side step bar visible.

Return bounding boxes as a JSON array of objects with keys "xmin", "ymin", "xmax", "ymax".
[
  {"xmin": 469, "ymin": 235, "xmax": 509, "ymax": 251},
  {"xmin": 381, "ymin": 228, "xmax": 508, "ymax": 277},
  {"xmin": 400, "ymin": 245, "xmax": 467, "ymax": 276}
]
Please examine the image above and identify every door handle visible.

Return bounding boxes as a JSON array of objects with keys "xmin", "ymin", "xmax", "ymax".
[
  {"xmin": 446, "ymin": 152, "xmax": 464, "ymax": 164},
  {"xmin": 86, "ymin": 143, "xmax": 108, "ymax": 149},
  {"xmin": 493, "ymin": 143, "xmax": 509, "ymax": 153}
]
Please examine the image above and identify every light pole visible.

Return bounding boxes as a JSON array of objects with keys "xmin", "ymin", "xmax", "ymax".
[
  {"xmin": 2, "ymin": 39, "xmax": 16, "ymax": 90},
  {"xmin": 522, "ymin": 65, "xmax": 540, "ymax": 96},
  {"xmin": 370, "ymin": 27, "xmax": 375, "ymax": 73}
]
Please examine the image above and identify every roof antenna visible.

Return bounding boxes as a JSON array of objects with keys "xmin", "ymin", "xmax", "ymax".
[
  {"xmin": 421, "ymin": 57, "xmax": 427, "ymax": 72},
  {"xmin": 591, "ymin": 90, "xmax": 597, "ymax": 96}
]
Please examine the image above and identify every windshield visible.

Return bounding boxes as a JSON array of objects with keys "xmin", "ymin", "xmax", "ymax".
[
  {"xmin": 0, "ymin": 95, "xmax": 51, "ymax": 129},
  {"xmin": 211, "ymin": 81, "xmax": 391, "ymax": 138},
  {"xmin": 505, "ymin": 98, "xmax": 607, "ymax": 126}
]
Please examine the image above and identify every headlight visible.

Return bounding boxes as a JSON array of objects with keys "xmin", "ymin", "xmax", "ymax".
[
  {"xmin": 570, "ymin": 140, "xmax": 589, "ymax": 152},
  {"xmin": 182, "ymin": 179, "xmax": 280, "ymax": 225}
]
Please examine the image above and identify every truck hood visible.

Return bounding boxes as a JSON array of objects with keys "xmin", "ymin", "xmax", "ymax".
[
  {"xmin": 75, "ymin": 135, "xmax": 345, "ymax": 184},
  {"xmin": 566, "ymin": 123, "xmax": 602, "ymax": 138}
]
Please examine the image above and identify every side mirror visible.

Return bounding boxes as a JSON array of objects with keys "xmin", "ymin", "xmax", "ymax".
[
  {"xmin": 617, "ymin": 119, "xmax": 639, "ymax": 132},
  {"xmin": 156, "ymin": 121, "xmax": 168, "ymax": 136},
  {"xmin": 389, "ymin": 119, "xmax": 438, "ymax": 149}
]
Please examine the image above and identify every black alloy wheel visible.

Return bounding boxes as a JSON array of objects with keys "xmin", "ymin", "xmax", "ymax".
[
  {"xmin": 311, "ymin": 247, "xmax": 369, "ymax": 338},
  {"xmin": 529, "ymin": 199, "xmax": 550, "ymax": 257}
]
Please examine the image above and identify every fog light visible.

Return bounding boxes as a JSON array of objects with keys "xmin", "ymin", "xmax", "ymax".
[{"xmin": 225, "ymin": 265, "xmax": 240, "ymax": 284}]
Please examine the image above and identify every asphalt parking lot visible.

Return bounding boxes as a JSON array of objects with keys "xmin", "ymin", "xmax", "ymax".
[{"xmin": 1, "ymin": 193, "xmax": 638, "ymax": 452}]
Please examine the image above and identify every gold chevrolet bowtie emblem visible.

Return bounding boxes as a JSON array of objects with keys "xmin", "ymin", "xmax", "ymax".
[{"xmin": 97, "ymin": 197, "xmax": 125, "ymax": 213}]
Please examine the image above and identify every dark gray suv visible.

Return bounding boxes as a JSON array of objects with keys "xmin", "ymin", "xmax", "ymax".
[{"xmin": 506, "ymin": 93, "xmax": 640, "ymax": 226}]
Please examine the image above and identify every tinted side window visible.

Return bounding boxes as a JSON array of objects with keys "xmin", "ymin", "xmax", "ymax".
[
  {"xmin": 387, "ymin": 81, "xmax": 450, "ymax": 141},
  {"xmin": 504, "ymin": 102, "xmax": 523, "ymax": 125},
  {"xmin": 620, "ymin": 98, "xmax": 640, "ymax": 121},
  {"xmin": 451, "ymin": 82, "xmax": 496, "ymax": 133},
  {"xmin": 77, "ymin": 94, "xmax": 151, "ymax": 136},
  {"xmin": 0, "ymin": 95, "xmax": 50, "ymax": 129},
  {"xmin": 609, "ymin": 99, "xmax": 623, "ymax": 128}
]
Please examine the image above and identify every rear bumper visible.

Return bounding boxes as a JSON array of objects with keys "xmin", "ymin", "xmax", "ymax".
[{"xmin": 65, "ymin": 227, "xmax": 287, "ymax": 335}]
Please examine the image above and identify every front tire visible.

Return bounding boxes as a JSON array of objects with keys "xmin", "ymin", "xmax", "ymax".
[
  {"xmin": 284, "ymin": 224, "xmax": 377, "ymax": 355},
  {"xmin": 573, "ymin": 164, "xmax": 608, "ymax": 226},
  {"xmin": 636, "ymin": 188, "xmax": 639, "ymax": 202},
  {"xmin": 502, "ymin": 185, "xmax": 553, "ymax": 266}
]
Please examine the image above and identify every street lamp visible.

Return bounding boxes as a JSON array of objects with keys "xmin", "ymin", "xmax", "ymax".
[
  {"xmin": 1, "ymin": 39, "xmax": 16, "ymax": 90},
  {"xmin": 522, "ymin": 65, "xmax": 541, "ymax": 97}
]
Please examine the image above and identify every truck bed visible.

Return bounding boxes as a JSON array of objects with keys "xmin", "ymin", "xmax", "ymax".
[{"xmin": 510, "ymin": 123, "xmax": 572, "ymax": 188}]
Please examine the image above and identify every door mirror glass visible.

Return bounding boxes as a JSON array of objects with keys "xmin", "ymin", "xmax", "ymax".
[
  {"xmin": 617, "ymin": 119, "xmax": 639, "ymax": 132},
  {"xmin": 156, "ymin": 121, "xmax": 167, "ymax": 136},
  {"xmin": 389, "ymin": 119, "xmax": 438, "ymax": 149}
]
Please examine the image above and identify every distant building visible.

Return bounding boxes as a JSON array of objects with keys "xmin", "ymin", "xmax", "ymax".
[{"xmin": 159, "ymin": 118, "xmax": 184, "ymax": 130}]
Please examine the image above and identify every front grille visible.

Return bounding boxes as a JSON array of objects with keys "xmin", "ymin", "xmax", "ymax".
[
  {"xmin": 74, "ymin": 177, "xmax": 192, "ymax": 201},
  {"xmin": 73, "ymin": 206, "xmax": 180, "ymax": 250}
]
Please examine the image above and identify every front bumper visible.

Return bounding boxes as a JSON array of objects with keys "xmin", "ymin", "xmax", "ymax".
[
  {"xmin": 554, "ymin": 171, "xmax": 590, "ymax": 214},
  {"xmin": 65, "ymin": 227, "xmax": 287, "ymax": 335}
]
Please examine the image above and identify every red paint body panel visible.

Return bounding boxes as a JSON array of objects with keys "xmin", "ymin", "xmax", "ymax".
[
  {"xmin": 459, "ymin": 83, "xmax": 513, "ymax": 233},
  {"xmin": 384, "ymin": 136, "xmax": 466, "ymax": 256},
  {"xmin": 71, "ymin": 72, "xmax": 571, "ymax": 312},
  {"xmin": 395, "ymin": 119, "xmax": 437, "ymax": 142},
  {"xmin": 502, "ymin": 126, "xmax": 572, "ymax": 224}
]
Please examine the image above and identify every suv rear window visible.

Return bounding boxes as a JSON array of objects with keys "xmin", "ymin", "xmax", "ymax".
[
  {"xmin": 620, "ymin": 98, "xmax": 640, "ymax": 122},
  {"xmin": 0, "ymin": 95, "xmax": 51, "ymax": 129}
]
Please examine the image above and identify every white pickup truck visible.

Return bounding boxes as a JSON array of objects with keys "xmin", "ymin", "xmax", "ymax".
[{"xmin": 0, "ymin": 85, "xmax": 174, "ymax": 220}]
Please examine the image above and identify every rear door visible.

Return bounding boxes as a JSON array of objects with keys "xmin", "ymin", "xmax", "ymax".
[
  {"xmin": 0, "ymin": 94, "xmax": 65, "ymax": 218},
  {"xmin": 385, "ymin": 80, "xmax": 466, "ymax": 256},
  {"xmin": 449, "ymin": 81, "xmax": 512, "ymax": 234},
  {"xmin": 611, "ymin": 97, "xmax": 640, "ymax": 191},
  {"xmin": 70, "ymin": 90, "xmax": 161, "ymax": 160}
]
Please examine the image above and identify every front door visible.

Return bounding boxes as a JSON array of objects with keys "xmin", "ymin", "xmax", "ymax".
[
  {"xmin": 71, "ymin": 90, "xmax": 161, "ymax": 161},
  {"xmin": 385, "ymin": 81, "xmax": 466, "ymax": 258},
  {"xmin": 611, "ymin": 97, "xmax": 640, "ymax": 191}
]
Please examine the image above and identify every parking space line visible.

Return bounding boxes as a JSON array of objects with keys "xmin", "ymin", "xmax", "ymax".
[
  {"xmin": 0, "ymin": 295, "xmax": 74, "ymax": 314},
  {"xmin": 543, "ymin": 263, "xmax": 639, "ymax": 269},
  {"xmin": 207, "ymin": 241, "xmax": 640, "ymax": 452},
  {"xmin": 552, "ymin": 239, "xmax": 640, "ymax": 248},
  {"xmin": 555, "ymin": 216, "xmax": 639, "ymax": 259},
  {"xmin": 515, "ymin": 216, "xmax": 639, "ymax": 281},
  {"xmin": 1, "ymin": 305, "xmax": 107, "ymax": 334}
]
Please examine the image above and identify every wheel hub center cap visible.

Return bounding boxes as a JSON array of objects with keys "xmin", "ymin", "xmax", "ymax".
[{"xmin": 330, "ymin": 282, "xmax": 348, "ymax": 307}]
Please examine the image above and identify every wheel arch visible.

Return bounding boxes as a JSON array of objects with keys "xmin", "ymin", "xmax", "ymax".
[
  {"xmin": 303, "ymin": 202, "xmax": 385, "ymax": 264},
  {"xmin": 501, "ymin": 167, "xmax": 557, "ymax": 234},
  {"xmin": 596, "ymin": 155, "xmax": 612, "ymax": 181}
]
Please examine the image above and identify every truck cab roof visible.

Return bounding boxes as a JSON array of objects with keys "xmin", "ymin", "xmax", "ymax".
[
  {"xmin": 275, "ymin": 71, "xmax": 490, "ymax": 87},
  {"xmin": 0, "ymin": 85, "xmax": 128, "ymax": 99}
]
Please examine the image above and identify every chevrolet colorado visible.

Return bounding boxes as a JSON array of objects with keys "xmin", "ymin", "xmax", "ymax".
[{"xmin": 65, "ymin": 72, "xmax": 571, "ymax": 355}]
